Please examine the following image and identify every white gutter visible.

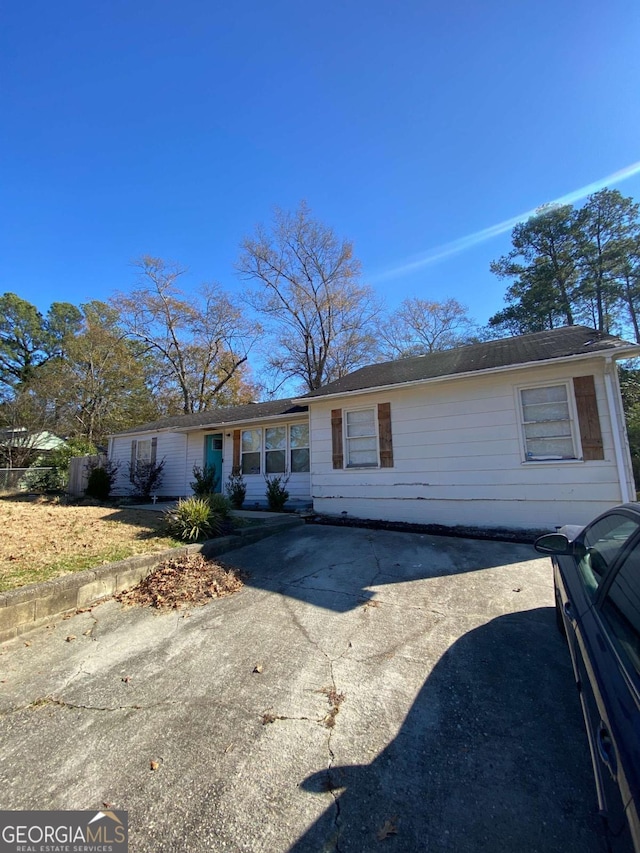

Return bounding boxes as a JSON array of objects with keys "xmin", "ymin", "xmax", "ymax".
[
  {"xmin": 603, "ymin": 355, "xmax": 636, "ymax": 503},
  {"xmin": 293, "ymin": 345, "xmax": 640, "ymax": 405}
]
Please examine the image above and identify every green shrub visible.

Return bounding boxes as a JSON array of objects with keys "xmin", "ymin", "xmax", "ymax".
[
  {"xmin": 264, "ymin": 473, "xmax": 290, "ymax": 511},
  {"xmin": 85, "ymin": 467, "xmax": 112, "ymax": 501},
  {"xmin": 20, "ymin": 467, "xmax": 62, "ymax": 494},
  {"xmin": 163, "ymin": 497, "xmax": 223, "ymax": 542},
  {"xmin": 85, "ymin": 459, "xmax": 119, "ymax": 501},
  {"xmin": 129, "ymin": 458, "xmax": 166, "ymax": 499},
  {"xmin": 207, "ymin": 492, "xmax": 231, "ymax": 519},
  {"xmin": 26, "ymin": 437, "xmax": 99, "ymax": 494},
  {"xmin": 190, "ymin": 463, "xmax": 218, "ymax": 498},
  {"xmin": 225, "ymin": 471, "xmax": 247, "ymax": 509}
]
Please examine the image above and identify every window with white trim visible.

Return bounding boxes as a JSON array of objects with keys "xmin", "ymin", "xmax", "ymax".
[
  {"xmin": 290, "ymin": 423, "xmax": 310, "ymax": 472},
  {"xmin": 519, "ymin": 384, "xmax": 577, "ymax": 461},
  {"xmin": 136, "ymin": 439, "xmax": 152, "ymax": 463},
  {"xmin": 345, "ymin": 408, "xmax": 378, "ymax": 468},
  {"xmin": 241, "ymin": 428, "xmax": 262, "ymax": 475},
  {"xmin": 265, "ymin": 426, "xmax": 286, "ymax": 474},
  {"xmin": 240, "ymin": 424, "xmax": 310, "ymax": 475}
]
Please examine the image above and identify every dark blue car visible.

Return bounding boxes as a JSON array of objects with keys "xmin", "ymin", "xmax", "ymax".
[{"xmin": 535, "ymin": 504, "xmax": 640, "ymax": 852}]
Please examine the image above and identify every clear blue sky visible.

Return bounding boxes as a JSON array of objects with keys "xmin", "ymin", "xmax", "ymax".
[{"xmin": 2, "ymin": 0, "xmax": 640, "ymax": 328}]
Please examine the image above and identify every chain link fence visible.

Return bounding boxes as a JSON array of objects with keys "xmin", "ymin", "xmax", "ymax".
[{"xmin": 0, "ymin": 467, "xmax": 54, "ymax": 493}]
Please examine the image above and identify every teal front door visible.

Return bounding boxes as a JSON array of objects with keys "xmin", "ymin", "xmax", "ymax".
[{"xmin": 204, "ymin": 433, "xmax": 223, "ymax": 493}]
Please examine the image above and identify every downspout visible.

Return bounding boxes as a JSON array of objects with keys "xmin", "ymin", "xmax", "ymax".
[
  {"xmin": 184, "ymin": 434, "xmax": 190, "ymax": 498},
  {"xmin": 603, "ymin": 357, "xmax": 635, "ymax": 503}
]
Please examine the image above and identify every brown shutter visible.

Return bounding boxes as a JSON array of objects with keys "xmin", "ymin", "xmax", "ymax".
[
  {"xmin": 150, "ymin": 437, "xmax": 158, "ymax": 465},
  {"xmin": 331, "ymin": 409, "xmax": 343, "ymax": 469},
  {"xmin": 232, "ymin": 429, "xmax": 241, "ymax": 474},
  {"xmin": 129, "ymin": 440, "xmax": 137, "ymax": 482},
  {"xmin": 378, "ymin": 402, "xmax": 394, "ymax": 468},
  {"xmin": 574, "ymin": 375, "xmax": 604, "ymax": 461}
]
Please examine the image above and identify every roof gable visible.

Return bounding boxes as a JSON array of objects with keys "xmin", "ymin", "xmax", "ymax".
[{"xmin": 298, "ymin": 326, "xmax": 639, "ymax": 400}]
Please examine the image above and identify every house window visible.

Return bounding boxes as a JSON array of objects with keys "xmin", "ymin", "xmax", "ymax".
[
  {"xmin": 265, "ymin": 426, "xmax": 286, "ymax": 474},
  {"xmin": 519, "ymin": 384, "xmax": 577, "ymax": 461},
  {"xmin": 345, "ymin": 408, "xmax": 378, "ymax": 468},
  {"xmin": 241, "ymin": 429, "xmax": 261, "ymax": 475},
  {"xmin": 290, "ymin": 423, "xmax": 310, "ymax": 472},
  {"xmin": 136, "ymin": 439, "xmax": 152, "ymax": 463}
]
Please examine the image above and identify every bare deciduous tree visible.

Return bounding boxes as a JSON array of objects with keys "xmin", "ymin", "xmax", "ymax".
[
  {"xmin": 112, "ymin": 257, "xmax": 260, "ymax": 413},
  {"xmin": 379, "ymin": 297, "xmax": 476, "ymax": 358},
  {"xmin": 0, "ymin": 387, "xmax": 56, "ymax": 468},
  {"xmin": 237, "ymin": 203, "xmax": 381, "ymax": 392}
]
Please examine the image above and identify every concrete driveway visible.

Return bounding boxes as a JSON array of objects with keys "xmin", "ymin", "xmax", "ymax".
[{"xmin": 0, "ymin": 525, "xmax": 604, "ymax": 852}]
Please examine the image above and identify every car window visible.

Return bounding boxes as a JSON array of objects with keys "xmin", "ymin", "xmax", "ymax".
[
  {"xmin": 578, "ymin": 514, "xmax": 640, "ymax": 598},
  {"xmin": 601, "ymin": 543, "xmax": 640, "ymax": 676}
]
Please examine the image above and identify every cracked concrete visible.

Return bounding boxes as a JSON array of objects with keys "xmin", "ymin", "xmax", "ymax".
[{"xmin": 0, "ymin": 525, "xmax": 606, "ymax": 852}]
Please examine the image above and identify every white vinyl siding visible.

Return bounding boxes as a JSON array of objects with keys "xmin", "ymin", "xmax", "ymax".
[
  {"xmin": 109, "ymin": 432, "xmax": 187, "ymax": 497},
  {"xmin": 309, "ymin": 359, "xmax": 630, "ymax": 529},
  {"xmin": 187, "ymin": 420, "xmax": 311, "ymax": 504},
  {"xmin": 345, "ymin": 408, "xmax": 378, "ymax": 468},
  {"xmin": 519, "ymin": 384, "xmax": 577, "ymax": 461},
  {"xmin": 110, "ymin": 419, "xmax": 312, "ymax": 503}
]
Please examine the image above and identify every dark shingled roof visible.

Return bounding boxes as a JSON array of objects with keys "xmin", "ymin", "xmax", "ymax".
[
  {"xmin": 111, "ymin": 399, "xmax": 308, "ymax": 437},
  {"xmin": 299, "ymin": 326, "xmax": 638, "ymax": 400}
]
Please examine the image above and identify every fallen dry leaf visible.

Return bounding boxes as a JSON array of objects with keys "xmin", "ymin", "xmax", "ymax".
[
  {"xmin": 377, "ymin": 817, "xmax": 398, "ymax": 841},
  {"xmin": 149, "ymin": 760, "xmax": 160, "ymax": 771},
  {"xmin": 115, "ymin": 554, "xmax": 245, "ymax": 609}
]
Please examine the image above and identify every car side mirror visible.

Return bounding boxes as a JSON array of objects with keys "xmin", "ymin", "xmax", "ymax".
[{"xmin": 534, "ymin": 533, "xmax": 575, "ymax": 556}]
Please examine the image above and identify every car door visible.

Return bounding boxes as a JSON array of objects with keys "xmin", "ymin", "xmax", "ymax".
[
  {"xmin": 556, "ymin": 512, "xmax": 640, "ymax": 840},
  {"xmin": 593, "ymin": 544, "xmax": 640, "ymax": 849},
  {"xmin": 575, "ymin": 596, "xmax": 635, "ymax": 843}
]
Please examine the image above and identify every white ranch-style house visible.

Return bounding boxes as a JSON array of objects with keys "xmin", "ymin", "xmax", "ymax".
[{"xmin": 108, "ymin": 326, "xmax": 640, "ymax": 530}]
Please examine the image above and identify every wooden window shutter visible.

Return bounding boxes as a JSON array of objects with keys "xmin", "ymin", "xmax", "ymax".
[
  {"xmin": 129, "ymin": 440, "xmax": 137, "ymax": 482},
  {"xmin": 232, "ymin": 429, "xmax": 241, "ymax": 474},
  {"xmin": 378, "ymin": 402, "xmax": 394, "ymax": 468},
  {"xmin": 574, "ymin": 375, "xmax": 604, "ymax": 461},
  {"xmin": 331, "ymin": 409, "xmax": 343, "ymax": 469},
  {"xmin": 150, "ymin": 437, "xmax": 158, "ymax": 465}
]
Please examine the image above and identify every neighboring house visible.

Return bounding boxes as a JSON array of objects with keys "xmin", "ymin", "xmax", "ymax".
[
  {"xmin": 108, "ymin": 326, "xmax": 640, "ymax": 529},
  {"xmin": 0, "ymin": 428, "xmax": 67, "ymax": 468}
]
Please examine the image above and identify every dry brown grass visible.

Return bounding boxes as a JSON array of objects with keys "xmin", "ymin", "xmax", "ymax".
[{"xmin": 0, "ymin": 496, "xmax": 180, "ymax": 592}]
